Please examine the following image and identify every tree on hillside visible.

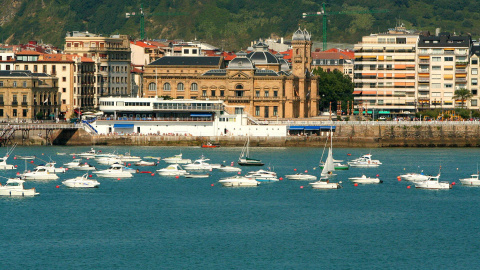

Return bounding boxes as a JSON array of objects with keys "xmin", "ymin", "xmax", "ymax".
[
  {"xmin": 313, "ymin": 67, "xmax": 354, "ymax": 113},
  {"xmin": 452, "ymin": 88, "xmax": 473, "ymax": 109}
]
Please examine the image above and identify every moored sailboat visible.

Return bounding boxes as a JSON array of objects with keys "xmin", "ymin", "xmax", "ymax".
[{"xmin": 238, "ymin": 137, "xmax": 264, "ymax": 166}]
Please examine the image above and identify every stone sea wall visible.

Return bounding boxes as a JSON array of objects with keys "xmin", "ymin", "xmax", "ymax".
[{"xmin": 7, "ymin": 123, "xmax": 480, "ymax": 148}]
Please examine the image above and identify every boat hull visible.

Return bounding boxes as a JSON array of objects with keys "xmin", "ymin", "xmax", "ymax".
[
  {"xmin": 460, "ymin": 179, "xmax": 480, "ymax": 186},
  {"xmin": 0, "ymin": 189, "xmax": 38, "ymax": 196},
  {"xmin": 238, "ymin": 161, "xmax": 264, "ymax": 166},
  {"xmin": 63, "ymin": 180, "xmax": 100, "ymax": 188},
  {"xmin": 310, "ymin": 181, "xmax": 341, "ymax": 189},
  {"xmin": 285, "ymin": 174, "xmax": 317, "ymax": 181}
]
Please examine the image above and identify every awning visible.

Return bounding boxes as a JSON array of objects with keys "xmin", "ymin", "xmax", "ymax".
[
  {"xmin": 190, "ymin": 113, "xmax": 212, "ymax": 117},
  {"xmin": 362, "ymin": 91, "xmax": 377, "ymax": 95},
  {"xmin": 353, "ymin": 90, "xmax": 362, "ymax": 95},
  {"xmin": 378, "ymin": 111, "xmax": 390, "ymax": 114},
  {"xmin": 288, "ymin": 126, "xmax": 305, "ymax": 130},
  {"xmin": 304, "ymin": 126, "xmax": 320, "ymax": 131},
  {"xmin": 114, "ymin": 124, "xmax": 134, "ymax": 128}
]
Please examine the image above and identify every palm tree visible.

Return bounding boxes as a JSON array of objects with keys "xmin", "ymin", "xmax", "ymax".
[{"xmin": 453, "ymin": 88, "xmax": 473, "ymax": 109}]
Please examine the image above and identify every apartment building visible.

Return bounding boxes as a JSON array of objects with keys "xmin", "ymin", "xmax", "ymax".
[
  {"xmin": 0, "ymin": 52, "xmax": 14, "ymax": 70},
  {"xmin": 353, "ymin": 26, "xmax": 419, "ymax": 115},
  {"xmin": 417, "ymin": 33, "xmax": 471, "ymax": 110},
  {"xmin": 0, "ymin": 70, "xmax": 59, "ymax": 121},
  {"xmin": 311, "ymin": 49, "xmax": 354, "ymax": 79},
  {"xmin": 14, "ymin": 51, "xmax": 95, "ymax": 119},
  {"xmin": 64, "ymin": 31, "xmax": 131, "ymax": 103},
  {"xmin": 468, "ymin": 44, "xmax": 480, "ymax": 109}
]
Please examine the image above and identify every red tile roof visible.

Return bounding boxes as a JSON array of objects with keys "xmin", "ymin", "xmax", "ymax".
[
  {"xmin": 131, "ymin": 41, "xmax": 157, "ymax": 48},
  {"xmin": 16, "ymin": 50, "xmax": 43, "ymax": 55},
  {"xmin": 311, "ymin": 51, "xmax": 354, "ymax": 60}
]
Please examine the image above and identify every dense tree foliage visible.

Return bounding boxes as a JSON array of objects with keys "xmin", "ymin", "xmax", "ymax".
[
  {"xmin": 1, "ymin": 0, "xmax": 480, "ymax": 49},
  {"xmin": 313, "ymin": 67, "xmax": 354, "ymax": 113}
]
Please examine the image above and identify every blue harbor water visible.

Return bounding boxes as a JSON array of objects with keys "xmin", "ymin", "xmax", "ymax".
[{"xmin": 1, "ymin": 146, "xmax": 480, "ymax": 269}]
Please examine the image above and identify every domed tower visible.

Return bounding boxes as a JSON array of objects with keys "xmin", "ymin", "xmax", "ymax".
[
  {"xmin": 291, "ymin": 28, "xmax": 313, "ymax": 77},
  {"xmin": 247, "ymin": 42, "xmax": 281, "ymax": 72}
]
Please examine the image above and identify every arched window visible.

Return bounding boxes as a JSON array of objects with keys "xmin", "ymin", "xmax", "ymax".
[
  {"xmin": 148, "ymin": 82, "xmax": 157, "ymax": 91},
  {"xmin": 191, "ymin": 83, "xmax": 198, "ymax": 91},
  {"xmin": 163, "ymin": 83, "xmax": 171, "ymax": 91},
  {"xmin": 177, "ymin": 83, "xmax": 184, "ymax": 91},
  {"xmin": 235, "ymin": 84, "xmax": 243, "ymax": 90}
]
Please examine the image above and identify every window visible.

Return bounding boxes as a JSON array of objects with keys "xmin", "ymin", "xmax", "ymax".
[
  {"xmin": 23, "ymin": 81, "xmax": 27, "ymax": 87},
  {"xmin": 473, "ymin": 59, "xmax": 478, "ymax": 65},
  {"xmin": 22, "ymin": 109, "xmax": 27, "ymax": 117},
  {"xmin": 432, "ymin": 57, "xmax": 441, "ymax": 62},
  {"xmin": 62, "ymin": 88, "xmax": 66, "ymax": 93},
  {"xmin": 163, "ymin": 83, "xmax": 171, "ymax": 91},
  {"xmin": 33, "ymin": 65, "xmax": 38, "ymax": 72},
  {"xmin": 148, "ymin": 83, "xmax": 157, "ymax": 91},
  {"xmin": 13, "ymin": 81, "xmax": 17, "ymax": 87},
  {"xmin": 0, "ymin": 109, "xmax": 3, "ymax": 116},
  {"xmin": 264, "ymin": 91, "xmax": 269, "ymax": 97},
  {"xmin": 220, "ymin": 90, "xmax": 224, "ymax": 97},
  {"xmin": 0, "ymin": 81, "xmax": 3, "ymax": 87},
  {"xmin": 177, "ymin": 83, "xmax": 184, "ymax": 91},
  {"xmin": 62, "ymin": 77, "xmax": 66, "ymax": 82},
  {"xmin": 444, "ymin": 57, "xmax": 453, "ymax": 61},
  {"xmin": 62, "ymin": 99, "xmax": 66, "ymax": 105},
  {"xmin": 211, "ymin": 90, "xmax": 216, "ymax": 96},
  {"xmin": 431, "ymin": 83, "xmax": 441, "ymax": 88},
  {"xmin": 472, "ymin": 89, "xmax": 478, "ymax": 95},
  {"xmin": 472, "ymin": 99, "xmax": 478, "ymax": 106},
  {"xmin": 22, "ymin": 95, "xmax": 27, "ymax": 103},
  {"xmin": 63, "ymin": 66, "xmax": 66, "ymax": 71},
  {"xmin": 202, "ymin": 90, "xmax": 207, "ymax": 97},
  {"xmin": 444, "ymin": 84, "xmax": 453, "ymax": 88},
  {"xmin": 255, "ymin": 91, "xmax": 260, "ymax": 97},
  {"xmin": 264, "ymin": 106, "xmax": 269, "ymax": 118},
  {"xmin": 235, "ymin": 84, "xmax": 243, "ymax": 89},
  {"xmin": 274, "ymin": 91, "xmax": 278, "ymax": 97},
  {"xmin": 43, "ymin": 65, "xmax": 47, "ymax": 73},
  {"xmin": 472, "ymin": 78, "xmax": 478, "ymax": 86},
  {"xmin": 191, "ymin": 83, "xmax": 198, "ymax": 91},
  {"xmin": 255, "ymin": 106, "xmax": 260, "ymax": 116},
  {"xmin": 12, "ymin": 109, "xmax": 17, "ymax": 117},
  {"xmin": 432, "ymin": 66, "xmax": 441, "ymax": 71},
  {"xmin": 472, "ymin": 68, "xmax": 478, "ymax": 75},
  {"xmin": 273, "ymin": 106, "xmax": 278, "ymax": 116}
]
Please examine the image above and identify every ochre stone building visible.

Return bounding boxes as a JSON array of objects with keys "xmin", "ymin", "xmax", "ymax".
[{"xmin": 143, "ymin": 29, "xmax": 319, "ymax": 119}]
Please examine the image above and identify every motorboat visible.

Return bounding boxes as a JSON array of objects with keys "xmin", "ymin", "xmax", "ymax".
[
  {"xmin": 35, "ymin": 162, "xmax": 66, "ymax": 173},
  {"xmin": 460, "ymin": 174, "xmax": 480, "ymax": 186},
  {"xmin": 73, "ymin": 148, "xmax": 97, "ymax": 159},
  {"xmin": 245, "ymin": 169, "xmax": 279, "ymax": 182},
  {"xmin": 0, "ymin": 178, "xmax": 39, "ymax": 196},
  {"xmin": 62, "ymin": 174, "xmax": 100, "ymax": 188},
  {"xmin": 218, "ymin": 176, "xmax": 259, "ymax": 187},
  {"xmin": 64, "ymin": 159, "xmax": 83, "ymax": 168},
  {"xmin": 94, "ymin": 164, "xmax": 133, "ymax": 178},
  {"xmin": 134, "ymin": 160, "xmax": 157, "ymax": 166},
  {"xmin": 415, "ymin": 174, "xmax": 451, "ymax": 189},
  {"xmin": 217, "ymin": 165, "xmax": 242, "ymax": 172},
  {"xmin": 0, "ymin": 143, "xmax": 16, "ymax": 170},
  {"xmin": 310, "ymin": 179, "xmax": 342, "ymax": 189},
  {"xmin": 184, "ymin": 173, "xmax": 210, "ymax": 178},
  {"xmin": 96, "ymin": 157, "xmax": 123, "ymax": 165},
  {"xmin": 71, "ymin": 162, "xmax": 97, "ymax": 171},
  {"xmin": 238, "ymin": 137, "xmax": 264, "ymax": 166},
  {"xmin": 399, "ymin": 173, "xmax": 430, "ymax": 182},
  {"xmin": 348, "ymin": 154, "xmax": 382, "ymax": 168},
  {"xmin": 15, "ymin": 155, "xmax": 35, "ymax": 160},
  {"xmin": 22, "ymin": 167, "xmax": 59, "ymax": 180},
  {"xmin": 163, "ymin": 153, "xmax": 192, "ymax": 164},
  {"xmin": 285, "ymin": 173, "xmax": 317, "ymax": 181},
  {"xmin": 118, "ymin": 151, "xmax": 142, "ymax": 162},
  {"xmin": 183, "ymin": 157, "xmax": 213, "ymax": 171},
  {"xmin": 348, "ymin": 175, "xmax": 383, "ymax": 184},
  {"xmin": 201, "ymin": 142, "xmax": 220, "ymax": 148},
  {"xmin": 156, "ymin": 164, "xmax": 188, "ymax": 176}
]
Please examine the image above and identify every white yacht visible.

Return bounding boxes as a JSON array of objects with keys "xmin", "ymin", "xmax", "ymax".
[
  {"xmin": 183, "ymin": 157, "xmax": 213, "ymax": 171},
  {"xmin": 460, "ymin": 174, "xmax": 480, "ymax": 186},
  {"xmin": 64, "ymin": 159, "xmax": 83, "ymax": 168},
  {"xmin": 163, "ymin": 153, "xmax": 192, "ymax": 164},
  {"xmin": 309, "ymin": 180, "xmax": 342, "ymax": 189},
  {"xmin": 399, "ymin": 173, "xmax": 430, "ymax": 182},
  {"xmin": 36, "ymin": 162, "xmax": 66, "ymax": 173},
  {"xmin": 71, "ymin": 162, "xmax": 97, "ymax": 171},
  {"xmin": 245, "ymin": 169, "xmax": 279, "ymax": 182},
  {"xmin": 73, "ymin": 148, "xmax": 97, "ymax": 159},
  {"xmin": 0, "ymin": 178, "xmax": 39, "ymax": 196},
  {"xmin": 285, "ymin": 173, "xmax": 317, "ymax": 181},
  {"xmin": 118, "ymin": 151, "xmax": 142, "ymax": 162},
  {"xmin": 134, "ymin": 160, "xmax": 157, "ymax": 166},
  {"xmin": 415, "ymin": 174, "xmax": 451, "ymax": 189},
  {"xmin": 156, "ymin": 164, "xmax": 188, "ymax": 176},
  {"xmin": 22, "ymin": 167, "xmax": 59, "ymax": 180},
  {"xmin": 62, "ymin": 174, "xmax": 100, "ymax": 188},
  {"xmin": 96, "ymin": 157, "xmax": 123, "ymax": 165},
  {"xmin": 94, "ymin": 164, "xmax": 133, "ymax": 178},
  {"xmin": 217, "ymin": 165, "xmax": 242, "ymax": 172},
  {"xmin": 349, "ymin": 175, "xmax": 383, "ymax": 184},
  {"xmin": 348, "ymin": 154, "xmax": 382, "ymax": 168},
  {"xmin": 218, "ymin": 176, "xmax": 259, "ymax": 187}
]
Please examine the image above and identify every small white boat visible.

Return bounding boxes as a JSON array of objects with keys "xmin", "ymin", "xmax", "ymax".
[
  {"xmin": 349, "ymin": 175, "xmax": 382, "ymax": 184},
  {"xmin": 74, "ymin": 148, "xmax": 97, "ymax": 158},
  {"xmin": 94, "ymin": 164, "xmax": 133, "ymax": 178},
  {"xmin": 399, "ymin": 173, "xmax": 430, "ymax": 182},
  {"xmin": 71, "ymin": 162, "xmax": 97, "ymax": 171},
  {"xmin": 163, "ymin": 153, "xmax": 192, "ymax": 164},
  {"xmin": 0, "ymin": 178, "xmax": 39, "ymax": 196},
  {"xmin": 62, "ymin": 174, "xmax": 100, "ymax": 188},
  {"xmin": 218, "ymin": 176, "xmax": 259, "ymax": 187},
  {"xmin": 156, "ymin": 164, "xmax": 188, "ymax": 176},
  {"xmin": 15, "ymin": 155, "xmax": 36, "ymax": 160},
  {"xmin": 56, "ymin": 152, "xmax": 67, "ymax": 156},
  {"xmin": 415, "ymin": 174, "xmax": 451, "ymax": 189},
  {"xmin": 118, "ymin": 151, "xmax": 142, "ymax": 162},
  {"xmin": 36, "ymin": 162, "xmax": 66, "ymax": 173},
  {"xmin": 285, "ymin": 173, "xmax": 317, "ymax": 181},
  {"xmin": 310, "ymin": 179, "xmax": 342, "ymax": 189},
  {"xmin": 134, "ymin": 160, "xmax": 157, "ymax": 166},
  {"xmin": 217, "ymin": 165, "xmax": 242, "ymax": 172},
  {"xmin": 245, "ymin": 169, "xmax": 279, "ymax": 182},
  {"xmin": 64, "ymin": 159, "xmax": 83, "ymax": 168},
  {"xmin": 184, "ymin": 173, "xmax": 210, "ymax": 178},
  {"xmin": 460, "ymin": 174, "xmax": 480, "ymax": 186},
  {"xmin": 96, "ymin": 157, "xmax": 123, "ymax": 165},
  {"xmin": 348, "ymin": 154, "xmax": 382, "ymax": 168},
  {"xmin": 22, "ymin": 167, "xmax": 59, "ymax": 180}
]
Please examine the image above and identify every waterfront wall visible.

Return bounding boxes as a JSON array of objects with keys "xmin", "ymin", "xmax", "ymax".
[{"xmin": 7, "ymin": 122, "xmax": 480, "ymax": 147}]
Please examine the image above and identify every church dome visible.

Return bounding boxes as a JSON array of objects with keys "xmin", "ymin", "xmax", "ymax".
[
  {"xmin": 246, "ymin": 42, "xmax": 279, "ymax": 65},
  {"xmin": 292, "ymin": 27, "xmax": 311, "ymax": 41}
]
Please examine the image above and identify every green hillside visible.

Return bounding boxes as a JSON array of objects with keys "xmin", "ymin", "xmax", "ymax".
[{"xmin": 1, "ymin": 0, "xmax": 479, "ymax": 50}]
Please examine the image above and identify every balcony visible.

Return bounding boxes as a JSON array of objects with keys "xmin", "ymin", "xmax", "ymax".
[
  {"xmin": 419, "ymin": 69, "xmax": 429, "ymax": 73},
  {"xmin": 444, "ymin": 51, "xmax": 455, "ymax": 55},
  {"xmin": 419, "ymin": 59, "xmax": 430, "ymax": 64},
  {"xmin": 11, "ymin": 101, "xmax": 18, "ymax": 106},
  {"xmin": 418, "ymin": 77, "xmax": 430, "ymax": 82},
  {"xmin": 455, "ymin": 78, "xmax": 467, "ymax": 82},
  {"xmin": 226, "ymin": 96, "xmax": 250, "ymax": 103},
  {"xmin": 21, "ymin": 102, "xmax": 28, "ymax": 106},
  {"xmin": 455, "ymin": 69, "xmax": 467, "ymax": 73}
]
